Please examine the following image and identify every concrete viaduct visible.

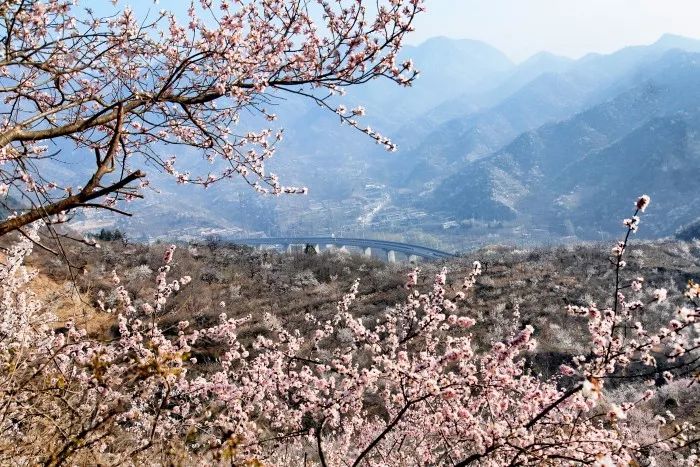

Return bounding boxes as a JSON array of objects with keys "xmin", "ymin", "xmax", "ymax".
[{"xmin": 230, "ymin": 237, "xmax": 457, "ymax": 262}]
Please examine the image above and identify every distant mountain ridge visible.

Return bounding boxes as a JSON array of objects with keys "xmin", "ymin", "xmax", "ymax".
[
  {"xmin": 422, "ymin": 48, "xmax": 700, "ymax": 239},
  {"xmin": 79, "ymin": 34, "xmax": 700, "ymax": 247}
]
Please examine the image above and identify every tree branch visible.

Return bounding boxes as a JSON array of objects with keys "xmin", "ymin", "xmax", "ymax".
[{"xmin": 0, "ymin": 170, "xmax": 144, "ymax": 237}]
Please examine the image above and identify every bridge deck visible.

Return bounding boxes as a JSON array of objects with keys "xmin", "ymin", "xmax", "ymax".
[{"xmin": 231, "ymin": 237, "xmax": 456, "ymax": 260}]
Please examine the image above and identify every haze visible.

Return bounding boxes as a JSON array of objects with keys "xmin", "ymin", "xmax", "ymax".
[{"xmin": 408, "ymin": 0, "xmax": 700, "ymax": 61}]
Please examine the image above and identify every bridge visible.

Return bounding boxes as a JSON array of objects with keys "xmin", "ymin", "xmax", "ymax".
[{"xmin": 230, "ymin": 237, "xmax": 457, "ymax": 262}]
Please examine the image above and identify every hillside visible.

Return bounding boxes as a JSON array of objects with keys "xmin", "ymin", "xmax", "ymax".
[
  {"xmin": 29, "ymin": 233, "xmax": 700, "ymax": 370},
  {"xmin": 423, "ymin": 50, "xmax": 700, "ymax": 239}
]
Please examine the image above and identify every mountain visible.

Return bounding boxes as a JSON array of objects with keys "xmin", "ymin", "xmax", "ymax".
[
  {"xmin": 422, "ymin": 50, "xmax": 700, "ymax": 239},
  {"xmin": 72, "ymin": 35, "xmax": 700, "ymax": 247},
  {"xmin": 349, "ymin": 37, "xmax": 514, "ymax": 126},
  {"xmin": 398, "ymin": 70, "xmax": 597, "ymax": 187},
  {"xmin": 388, "ymin": 52, "xmax": 577, "ymax": 152},
  {"xmin": 507, "ymin": 52, "xmax": 574, "ymax": 85},
  {"xmin": 676, "ymin": 218, "xmax": 700, "ymax": 241},
  {"xmin": 422, "ymin": 51, "xmax": 575, "ymax": 123},
  {"xmin": 550, "ymin": 113, "xmax": 700, "ymax": 237},
  {"xmin": 396, "ymin": 36, "xmax": 700, "ymax": 190}
]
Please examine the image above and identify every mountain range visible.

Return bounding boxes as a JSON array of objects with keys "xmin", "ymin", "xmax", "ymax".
[{"xmin": 71, "ymin": 34, "xmax": 700, "ymax": 251}]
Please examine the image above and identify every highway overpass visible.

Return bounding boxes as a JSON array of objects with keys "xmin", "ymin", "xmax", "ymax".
[{"xmin": 230, "ymin": 237, "xmax": 457, "ymax": 262}]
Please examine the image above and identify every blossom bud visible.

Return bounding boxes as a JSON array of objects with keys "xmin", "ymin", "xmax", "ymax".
[{"xmin": 636, "ymin": 194, "xmax": 651, "ymax": 212}]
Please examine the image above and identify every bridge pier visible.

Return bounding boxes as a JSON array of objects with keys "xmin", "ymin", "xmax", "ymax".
[
  {"xmin": 314, "ymin": 244, "xmax": 321, "ymax": 254},
  {"xmin": 387, "ymin": 250, "xmax": 396, "ymax": 263},
  {"xmin": 364, "ymin": 247, "xmax": 372, "ymax": 257},
  {"xmin": 408, "ymin": 254, "xmax": 419, "ymax": 264},
  {"xmin": 286, "ymin": 244, "xmax": 293, "ymax": 254}
]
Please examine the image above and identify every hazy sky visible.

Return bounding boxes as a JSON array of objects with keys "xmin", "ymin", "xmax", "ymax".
[{"xmin": 408, "ymin": 0, "xmax": 700, "ymax": 62}]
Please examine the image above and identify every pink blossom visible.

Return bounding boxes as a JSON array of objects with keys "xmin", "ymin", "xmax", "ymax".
[{"xmin": 652, "ymin": 288, "xmax": 667, "ymax": 302}]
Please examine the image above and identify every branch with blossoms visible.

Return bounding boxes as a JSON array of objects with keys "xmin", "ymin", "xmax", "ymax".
[
  {"xmin": 0, "ymin": 0, "xmax": 424, "ymax": 236},
  {"xmin": 0, "ymin": 196, "xmax": 698, "ymax": 465}
]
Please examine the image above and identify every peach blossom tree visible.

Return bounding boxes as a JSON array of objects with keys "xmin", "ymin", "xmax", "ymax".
[{"xmin": 0, "ymin": 0, "xmax": 423, "ymax": 236}]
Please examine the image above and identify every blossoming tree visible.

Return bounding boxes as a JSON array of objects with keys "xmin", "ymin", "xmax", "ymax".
[
  {"xmin": 0, "ymin": 0, "xmax": 422, "ymax": 236},
  {"xmin": 1, "ymin": 196, "xmax": 698, "ymax": 465}
]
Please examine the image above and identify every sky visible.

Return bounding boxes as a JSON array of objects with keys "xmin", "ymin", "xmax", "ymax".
[
  {"xmin": 105, "ymin": 0, "xmax": 700, "ymax": 63},
  {"xmin": 407, "ymin": 0, "xmax": 700, "ymax": 62}
]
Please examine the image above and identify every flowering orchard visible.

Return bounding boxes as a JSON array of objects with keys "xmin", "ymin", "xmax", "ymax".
[
  {"xmin": 0, "ymin": 196, "xmax": 698, "ymax": 465},
  {"xmin": 0, "ymin": 1, "xmax": 698, "ymax": 465},
  {"xmin": 0, "ymin": 0, "xmax": 423, "ymax": 236}
]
